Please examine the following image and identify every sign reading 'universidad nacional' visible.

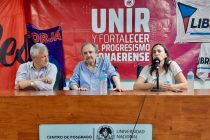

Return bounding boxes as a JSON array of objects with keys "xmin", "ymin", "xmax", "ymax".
[{"xmin": 39, "ymin": 124, "xmax": 152, "ymax": 140}]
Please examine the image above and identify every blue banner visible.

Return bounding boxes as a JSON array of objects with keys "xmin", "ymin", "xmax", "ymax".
[{"xmin": 26, "ymin": 24, "xmax": 65, "ymax": 88}]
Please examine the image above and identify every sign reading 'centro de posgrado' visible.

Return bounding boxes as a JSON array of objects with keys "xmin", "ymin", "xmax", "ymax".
[{"xmin": 39, "ymin": 124, "xmax": 152, "ymax": 140}]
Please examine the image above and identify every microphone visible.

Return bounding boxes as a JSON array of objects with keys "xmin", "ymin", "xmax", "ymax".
[
  {"xmin": 151, "ymin": 57, "xmax": 165, "ymax": 92},
  {"xmin": 153, "ymin": 57, "xmax": 160, "ymax": 69}
]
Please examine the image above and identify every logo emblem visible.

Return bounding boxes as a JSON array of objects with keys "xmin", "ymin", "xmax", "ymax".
[
  {"xmin": 177, "ymin": 2, "xmax": 197, "ymax": 33},
  {"xmin": 124, "ymin": 0, "xmax": 135, "ymax": 7},
  {"xmin": 97, "ymin": 125, "xmax": 115, "ymax": 140}
]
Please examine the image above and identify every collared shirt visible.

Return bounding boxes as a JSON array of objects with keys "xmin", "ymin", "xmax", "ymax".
[
  {"xmin": 69, "ymin": 57, "xmax": 118, "ymax": 91},
  {"xmin": 15, "ymin": 61, "xmax": 57, "ymax": 90}
]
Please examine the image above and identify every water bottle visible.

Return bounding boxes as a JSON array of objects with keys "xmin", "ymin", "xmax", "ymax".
[
  {"xmin": 100, "ymin": 70, "xmax": 107, "ymax": 95},
  {"xmin": 187, "ymin": 69, "xmax": 194, "ymax": 93}
]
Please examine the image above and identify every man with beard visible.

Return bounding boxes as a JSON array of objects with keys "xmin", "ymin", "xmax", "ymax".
[
  {"xmin": 15, "ymin": 43, "xmax": 57, "ymax": 90},
  {"xmin": 69, "ymin": 42, "xmax": 124, "ymax": 92}
]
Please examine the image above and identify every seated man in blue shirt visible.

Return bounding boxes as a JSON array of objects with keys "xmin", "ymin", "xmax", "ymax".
[
  {"xmin": 69, "ymin": 42, "xmax": 124, "ymax": 91},
  {"xmin": 15, "ymin": 43, "xmax": 57, "ymax": 90}
]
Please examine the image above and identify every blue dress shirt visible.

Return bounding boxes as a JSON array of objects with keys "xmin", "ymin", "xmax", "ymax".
[{"xmin": 69, "ymin": 57, "xmax": 118, "ymax": 91}]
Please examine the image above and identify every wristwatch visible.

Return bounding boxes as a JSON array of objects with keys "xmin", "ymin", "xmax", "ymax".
[{"xmin": 30, "ymin": 81, "xmax": 35, "ymax": 86}]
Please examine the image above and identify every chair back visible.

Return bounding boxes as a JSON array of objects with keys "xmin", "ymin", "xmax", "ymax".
[
  {"xmin": 137, "ymin": 65, "xmax": 143, "ymax": 78},
  {"xmin": 53, "ymin": 68, "xmax": 65, "ymax": 90}
]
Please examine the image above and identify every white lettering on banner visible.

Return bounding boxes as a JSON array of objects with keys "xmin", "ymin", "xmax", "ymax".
[
  {"xmin": 109, "ymin": 9, "xmax": 124, "ymax": 33},
  {"xmin": 99, "ymin": 52, "xmax": 150, "ymax": 62},
  {"xmin": 91, "ymin": 5, "xmax": 151, "ymax": 63},
  {"xmin": 92, "ymin": 8, "xmax": 150, "ymax": 33},
  {"xmin": 93, "ymin": 33, "xmax": 150, "ymax": 62},
  {"xmin": 101, "ymin": 43, "xmax": 150, "ymax": 52},
  {"xmin": 94, "ymin": 34, "xmax": 149, "ymax": 43}
]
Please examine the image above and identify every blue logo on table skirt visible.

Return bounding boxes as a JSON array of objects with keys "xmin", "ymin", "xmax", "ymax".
[{"xmin": 97, "ymin": 125, "xmax": 115, "ymax": 140}]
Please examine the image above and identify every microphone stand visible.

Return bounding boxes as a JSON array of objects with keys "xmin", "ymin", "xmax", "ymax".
[
  {"xmin": 156, "ymin": 68, "xmax": 159, "ymax": 89},
  {"xmin": 151, "ymin": 67, "xmax": 165, "ymax": 92}
]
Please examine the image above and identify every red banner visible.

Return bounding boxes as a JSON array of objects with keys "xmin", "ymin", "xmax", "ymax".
[
  {"xmin": 0, "ymin": 0, "xmax": 202, "ymax": 89},
  {"xmin": 0, "ymin": 0, "xmax": 27, "ymax": 89},
  {"xmin": 23, "ymin": 0, "xmax": 201, "ymax": 80}
]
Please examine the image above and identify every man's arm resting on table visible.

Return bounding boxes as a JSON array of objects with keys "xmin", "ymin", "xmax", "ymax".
[
  {"xmin": 70, "ymin": 84, "xmax": 88, "ymax": 91},
  {"xmin": 70, "ymin": 84, "xmax": 79, "ymax": 90},
  {"xmin": 15, "ymin": 76, "xmax": 53, "ymax": 90},
  {"xmin": 15, "ymin": 80, "xmax": 36, "ymax": 90},
  {"xmin": 112, "ymin": 76, "xmax": 121, "ymax": 88},
  {"xmin": 112, "ymin": 75, "xmax": 127, "ymax": 91}
]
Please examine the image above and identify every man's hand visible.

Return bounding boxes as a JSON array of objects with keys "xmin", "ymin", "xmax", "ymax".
[
  {"xmin": 112, "ymin": 86, "xmax": 127, "ymax": 92},
  {"xmin": 78, "ymin": 88, "xmax": 88, "ymax": 91},
  {"xmin": 39, "ymin": 76, "xmax": 53, "ymax": 84},
  {"xmin": 16, "ymin": 80, "xmax": 32, "ymax": 89},
  {"xmin": 70, "ymin": 85, "xmax": 88, "ymax": 91},
  {"xmin": 14, "ymin": 82, "xmax": 20, "ymax": 90}
]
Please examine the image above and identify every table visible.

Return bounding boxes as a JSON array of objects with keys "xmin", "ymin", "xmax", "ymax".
[{"xmin": 0, "ymin": 89, "xmax": 210, "ymax": 140}]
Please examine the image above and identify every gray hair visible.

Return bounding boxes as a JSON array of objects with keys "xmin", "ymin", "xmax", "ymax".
[
  {"xmin": 30, "ymin": 43, "xmax": 48, "ymax": 57},
  {"xmin": 80, "ymin": 42, "xmax": 98, "ymax": 55}
]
